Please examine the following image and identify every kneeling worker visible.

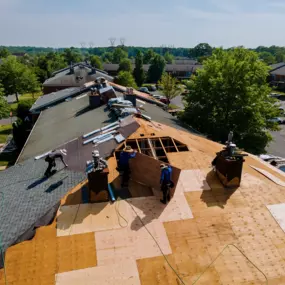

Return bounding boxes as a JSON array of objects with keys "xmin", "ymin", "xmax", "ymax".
[
  {"xmin": 44, "ymin": 149, "xmax": 68, "ymax": 177},
  {"xmin": 160, "ymin": 164, "xmax": 173, "ymax": 204},
  {"xmin": 118, "ymin": 145, "xmax": 136, "ymax": 187}
]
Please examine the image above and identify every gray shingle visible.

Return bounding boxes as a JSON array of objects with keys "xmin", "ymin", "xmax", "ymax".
[{"xmin": 0, "ymin": 158, "xmax": 85, "ymax": 266}]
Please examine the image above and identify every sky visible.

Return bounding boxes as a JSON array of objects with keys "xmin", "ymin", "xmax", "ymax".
[{"xmin": 0, "ymin": 0, "xmax": 285, "ymax": 48}]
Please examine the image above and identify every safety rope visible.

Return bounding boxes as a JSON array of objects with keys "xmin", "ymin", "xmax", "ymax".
[{"xmin": 124, "ymin": 198, "xmax": 269, "ymax": 285}]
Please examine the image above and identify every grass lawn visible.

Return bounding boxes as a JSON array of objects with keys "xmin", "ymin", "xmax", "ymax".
[
  {"xmin": 10, "ymin": 91, "xmax": 42, "ymax": 114},
  {"xmin": 0, "ymin": 124, "xmax": 18, "ymax": 168},
  {"xmin": 0, "ymin": 151, "xmax": 19, "ymax": 167},
  {"xmin": 0, "ymin": 124, "xmax": 12, "ymax": 144}
]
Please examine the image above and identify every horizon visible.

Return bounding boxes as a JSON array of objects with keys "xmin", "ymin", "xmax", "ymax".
[{"xmin": 1, "ymin": 0, "xmax": 285, "ymax": 48}]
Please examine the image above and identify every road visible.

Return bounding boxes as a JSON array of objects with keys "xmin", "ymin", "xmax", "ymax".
[
  {"xmin": 152, "ymin": 91, "xmax": 184, "ymax": 109},
  {"xmin": 267, "ymin": 124, "xmax": 285, "ymax": 158}
]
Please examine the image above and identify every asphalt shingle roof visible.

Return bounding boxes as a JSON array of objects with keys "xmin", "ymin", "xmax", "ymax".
[
  {"xmin": 43, "ymin": 63, "xmax": 113, "ymax": 87},
  {"xmin": 30, "ymin": 87, "xmax": 83, "ymax": 112},
  {"xmin": 0, "ymin": 158, "xmax": 85, "ymax": 266},
  {"xmin": 19, "ymin": 96, "xmax": 115, "ymax": 162},
  {"xmin": 271, "ymin": 65, "xmax": 285, "ymax": 76}
]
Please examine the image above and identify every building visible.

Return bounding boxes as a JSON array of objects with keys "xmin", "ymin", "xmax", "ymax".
[
  {"xmin": 2, "ymin": 79, "xmax": 285, "ymax": 284},
  {"xmin": 42, "ymin": 62, "xmax": 114, "ymax": 94},
  {"xmin": 269, "ymin": 62, "xmax": 285, "ymax": 89},
  {"xmin": 103, "ymin": 61, "xmax": 202, "ymax": 80}
]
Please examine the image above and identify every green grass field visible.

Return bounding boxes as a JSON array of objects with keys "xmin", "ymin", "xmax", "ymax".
[
  {"xmin": 0, "ymin": 124, "xmax": 12, "ymax": 144},
  {"xmin": 10, "ymin": 92, "xmax": 41, "ymax": 113}
]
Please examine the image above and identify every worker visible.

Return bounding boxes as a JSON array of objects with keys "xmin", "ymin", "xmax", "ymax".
[
  {"xmin": 160, "ymin": 164, "xmax": 173, "ymax": 204},
  {"xmin": 118, "ymin": 145, "xmax": 136, "ymax": 187},
  {"xmin": 44, "ymin": 149, "xmax": 68, "ymax": 177}
]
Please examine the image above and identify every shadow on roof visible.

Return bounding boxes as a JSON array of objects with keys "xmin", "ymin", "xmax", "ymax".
[
  {"xmin": 75, "ymin": 106, "xmax": 92, "ymax": 117},
  {"xmin": 27, "ymin": 177, "xmax": 48, "ymax": 189}
]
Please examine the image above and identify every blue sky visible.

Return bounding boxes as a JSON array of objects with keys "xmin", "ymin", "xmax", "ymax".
[{"xmin": 0, "ymin": 0, "xmax": 285, "ymax": 48}]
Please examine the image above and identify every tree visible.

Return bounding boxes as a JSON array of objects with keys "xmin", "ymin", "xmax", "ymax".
[
  {"xmin": 23, "ymin": 69, "xmax": 40, "ymax": 99},
  {"xmin": 164, "ymin": 51, "xmax": 174, "ymax": 64},
  {"xmin": 147, "ymin": 55, "xmax": 166, "ymax": 83},
  {"xmin": 133, "ymin": 51, "xmax": 145, "ymax": 86},
  {"xmin": 90, "ymin": 55, "xmax": 103, "ymax": 70},
  {"xmin": 0, "ymin": 84, "xmax": 10, "ymax": 119},
  {"xmin": 189, "ymin": 43, "xmax": 213, "ymax": 59},
  {"xmin": 181, "ymin": 48, "xmax": 280, "ymax": 154},
  {"xmin": 275, "ymin": 51, "xmax": 285, "ymax": 63},
  {"xmin": 63, "ymin": 47, "xmax": 82, "ymax": 64},
  {"xmin": 102, "ymin": 52, "xmax": 113, "ymax": 63},
  {"xmin": 258, "ymin": 52, "xmax": 276, "ymax": 65},
  {"xmin": 143, "ymin": 49, "xmax": 155, "ymax": 64},
  {"xmin": 0, "ymin": 47, "xmax": 10, "ymax": 58},
  {"xmin": 159, "ymin": 73, "xmax": 181, "ymax": 103},
  {"xmin": 112, "ymin": 48, "xmax": 128, "ymax": 64},
  {"xmin": 118, "ymin": 58, "xmax": 132, "ymax": 72},
  {"xmin": 115, "ymin": 71, "xmax": 137, "ymax": 88},
  {"xmin": 0, "ymin": 56, "xmax": 40, "ymax": 101}
]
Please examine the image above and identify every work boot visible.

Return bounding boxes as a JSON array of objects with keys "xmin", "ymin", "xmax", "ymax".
[
  {"xmin": 167, "ymin": 194, "xmax": 171, "ymax": 202},
  {"xmin": 160, "ymin": 199, "xmax": 167, "ymax": 205}
]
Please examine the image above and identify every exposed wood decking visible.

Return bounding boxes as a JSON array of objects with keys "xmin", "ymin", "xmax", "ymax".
[{"xmin": 2, "ymin": 118, "xmax": 285, "ymax": 285}]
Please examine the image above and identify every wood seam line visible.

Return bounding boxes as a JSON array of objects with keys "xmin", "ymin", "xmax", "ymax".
[
  {"xmin": 159, "ymin": 138, "xmax": 167, "ymax": 156},
  {"xmin": 147, "ymin": 138, "xmax": 158, "ymax": 160},
  {"xmin": 171, "ymin": 138, "xmax": 179, "ymax": 152},
  {"xmin": 135, "ymin": 139, "xmax": 141, "ymax": 153}
]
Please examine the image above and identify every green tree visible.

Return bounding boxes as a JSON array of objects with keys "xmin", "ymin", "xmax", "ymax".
[
  {"xmin": 189, "ymin": 43, "xmax": 213, "ymax": 59},
  {"xmin": 118, "ymin": 58, "xmax": 132, "ymax": 72},
  {"xmin": 0, "ymin": 56, "xmax": 40, "ymax": 101},
  {"xmin": 275, "ymin": 51, "xmax": 285, "ymax": 63},
  {"xmin": 164, "ymin": 51, "xmax": 174, "ymax": 64},
  {"xmin": 147, "ymin": 55, "xmax": 166, "ymax": 83},
  {"xmin": 181, "ymin": 48, "xmax": 280, "ymax": 154},
  {"xmin": 258, "ymin": 51, "xmax": 276, "ymax": 65},
  {"xmin": 0, "ymin": 47, "xmax": 10, "ymax": 58},
  {"xmin": 0, "ymin": 84, "xmax": 10, "ymax": 119},
  {"xmin": 115, "ymin": 71, "xmax": 137, "ymax": 88},
  {"xmin": 102, "ymin": 52, "xmax": 113, "ymax": 63},
  {"xmin": 23, "ymin": 69, "xmax": 40, "ymax": 99},
  {"xmin": 159, "ymin": 73, "xmax": 181, "ymax": 103},
  {"xmin": 143, "ymin": 49, "xmax": 155, "ymax": 64},
  {"xmin": 63, "ymin": 47, "xmax": 82, "ymax": 63},
  {"xmin": 90, "ymin": 55, "xmax": 103, "ymax": 69},
  {"xmin": 112, "ymin": 48, "xmax": 128, "ymax": 64},
  {"xmin": 133, "ymin": 51, "xmax": 145, "ymax": 86}
]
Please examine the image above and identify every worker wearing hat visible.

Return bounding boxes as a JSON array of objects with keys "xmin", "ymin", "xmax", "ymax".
[
  {"xmin": 118, "ymin": 145, "xmax": 137, "ymax": 187},
  {"xmin": 44, "ymin": 149, "xmax": 68, "ymax": 177},
  {"xmin": 160, "ymin": 163, "xmax": 173, "ymax": 204}
]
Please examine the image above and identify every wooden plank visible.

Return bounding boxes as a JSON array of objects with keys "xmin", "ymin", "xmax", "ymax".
[
  {"xmin": 171, "ymin": 137, "xmax": 179, "ymax": 152},
  {"xmin": 135, "ymin": 139, "xmax": 141, "ymax": 153},
  {"xmin": 159, "ymin": 137, "xmax": 167, "ymax": 156}
]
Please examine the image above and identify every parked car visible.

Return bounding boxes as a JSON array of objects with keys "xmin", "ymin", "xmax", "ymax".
[
  {"xmin": 270, "ymin": 93, "xmax": 281, "ymax": 99},
  {"xmin": 159, "ymin": 97, "xmax": 170, "ymax": 104},
  {"xmin": 139, "ymin": 87, "xmax": 152, "ymax": 95},
  {"xmin": 148, "ymin": 85, "xmax": 157, "ymax": 91},
  {"xmin": 268, "ymin": 117, "xmax": 284, "ymax": 124}
]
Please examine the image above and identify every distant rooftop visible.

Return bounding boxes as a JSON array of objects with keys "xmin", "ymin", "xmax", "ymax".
[{"xmin": 43, "ymin": 63, "xmax": 113, "ymax": 88}]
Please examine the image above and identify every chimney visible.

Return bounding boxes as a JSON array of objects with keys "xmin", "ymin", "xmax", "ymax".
[
  {"xmin": 89, "ymin": 88, "xmax": 101, "ymax": 108},
  {"xmin": 125, "ymin": 87, "xmax": 136, "ymax": 107},
  {"xmin": 91, "ymin": 67, "xmax": 96, "ymax": 74}
]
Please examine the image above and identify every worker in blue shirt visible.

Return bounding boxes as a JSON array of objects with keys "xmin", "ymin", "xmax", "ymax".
[
  {"xmin": 118, "ymin": 145, "xmax": 136, "ymax": 187},
  {"xmin": 160, "ymin": 164, "xmax": 173, "ymax": 204}
]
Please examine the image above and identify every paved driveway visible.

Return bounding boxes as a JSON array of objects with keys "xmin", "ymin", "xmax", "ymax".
[
  {"xmin": 0, "ymin": 117, "xmax": 17, "ymax": 125},
  {"xmin": 267, "ymin": 124, "xmax": 285, "ymax": 158}
]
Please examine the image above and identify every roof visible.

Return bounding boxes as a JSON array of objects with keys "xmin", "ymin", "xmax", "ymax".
[
  {"xmin": 18, "ymin": 96, "xmax": 115, "ymax": 162},
  {"xmin": 30, "ymin": 87, "xmax": 83, "ymax": 112},
  {"xmin": 271, "ymin": 65, "xmax": 285, "ymax": 76},
  {"xmin": 3, "ymin": 118, "xmax": 285, "ymax": 284},
  {"xmin": 0, "ymin": 157, "xmax": 85, "ymax": 267},
  {"xmin": 270, "ymin": 62, "xmax": 285, "ymax": 71},
  {"xmin": 103, "ymin": 63, "xmax": 202, "ymax": 73},
  {"xmin": 19, "ymin": 92, "xmax": 191, "ymax": 162},
  {"xmin": 43, "ymin": 63, "xmax": 113, "ymax": 87}
]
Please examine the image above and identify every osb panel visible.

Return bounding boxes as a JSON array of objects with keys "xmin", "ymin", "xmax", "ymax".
[
  {"xmin": 57, "ymin": 202, "xmax": 130, "ymax": 236},
  {"xmin": 56, "ymin": 260, "xmax": 140, "ymax": 285},
  {"xmin": 57, "ymin": 233, "xmax": 97, "ymax": 273},
  {"xmin": 129, "ymin": 152, "xmax": 180, "ymax": 193},
  {"xmin": 128, "ymin": 180, "xmax": 153, "ymax": 198},
  {"xmin": 0, "ymin": 223, "xmax": 97, "ymax": 285}
]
